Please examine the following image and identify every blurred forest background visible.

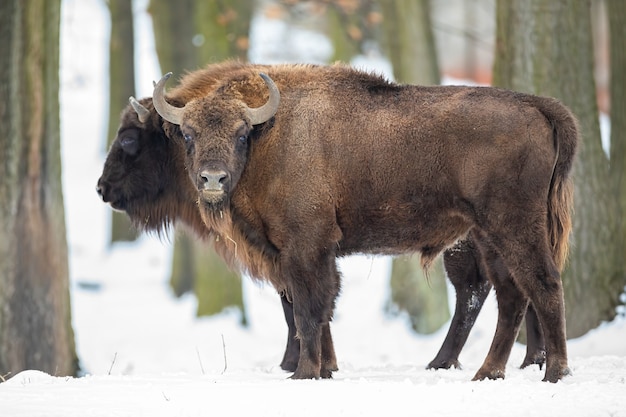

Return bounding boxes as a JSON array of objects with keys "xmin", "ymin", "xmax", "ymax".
[{"xmin": 0, "ymin": 0, "xmax": 624, "ymax": 378}]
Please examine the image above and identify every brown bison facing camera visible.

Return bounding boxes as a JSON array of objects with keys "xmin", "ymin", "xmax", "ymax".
[
  {"xmin": 152, "ymin": 63, "xmax": 577, "ymax": 382},
  {"xmin": 99, "ymin": 64, "xmax": 576, "ymax": 380},
  {"xmin": 97, "ymin": 62, "xmax": 546, "ymax": 376}
]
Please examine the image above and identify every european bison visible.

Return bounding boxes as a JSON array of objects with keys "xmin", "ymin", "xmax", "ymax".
[
  {"xmin": 97, "ymin": 61, "xmax": 564, "ymax": 379},
  {"xmin": 149, "ymin": 63, "xmax": 576, "ymax": 382},
  {"xmin": 97, "ymin": 62, "xmax": 546, "ymax": 374}
]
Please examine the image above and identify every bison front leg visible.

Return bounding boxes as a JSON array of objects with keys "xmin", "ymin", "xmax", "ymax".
[
  {"xmin": 284, "ymin": 254, "xmax": 340, "ymax": 380},
  {"xmin": 279, "ymin": 293, "xmax": 338, "ymax": 375},
  {"xmin": 429, "ymin": 239, "xmax": 492, "ymax": 370},
  {"xmin": 279, "ymin": 294, "xmax": 299, "ymax": 372}
]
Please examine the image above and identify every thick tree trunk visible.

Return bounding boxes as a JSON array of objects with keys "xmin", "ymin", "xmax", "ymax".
[
  {"xmin": 107, "ymin": 0, "xmax": 138, "ymax": 243},
  {"xmin": 607, "ymin": 0, "xmax": 626, "ymax": 295},
  {"xmin": 494, "ymin": 0, "xmax": 623, "ymax": 338},
  {"xmin": 0, "ymin": 0, "xmax": 77, "ymax": 378},
  {"xmin": 148, "ymin": 0, "xmax": 250, "ymax": 319},
  {"xmin": 149, "ymin": 0, "xmax": 197, "ymax": 72}
]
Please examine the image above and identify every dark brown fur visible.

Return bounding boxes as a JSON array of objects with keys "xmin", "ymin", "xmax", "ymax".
[{"xmin": 154, "ymin": 63, "xmax": 576, "ymax": 382}]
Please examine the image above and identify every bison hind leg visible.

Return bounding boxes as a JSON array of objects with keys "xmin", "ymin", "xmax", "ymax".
[
  {"xmin": 478, "ymin": 226, "xmax": 570, "ymax": 382},
  {"xmin": 519, "ymin": 304, "xmax": 546, "ymax": 370},
  {"xmin": 471, "ymin": 238, "xmax": 529, "ymax": 381}
]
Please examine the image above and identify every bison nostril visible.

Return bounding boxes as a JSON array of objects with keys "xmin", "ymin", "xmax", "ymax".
[
  {"xmin": 96, "ymin": 182, "xmax": 105, "ymax": 198},
  {"xmin": 199, "ymin": 170, "xmax": 228, "ymax": 191}
]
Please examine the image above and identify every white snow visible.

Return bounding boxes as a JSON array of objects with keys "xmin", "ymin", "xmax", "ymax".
[{"xmin": 1, "ymin": 0, "xmax": 624, "ymax": 416}]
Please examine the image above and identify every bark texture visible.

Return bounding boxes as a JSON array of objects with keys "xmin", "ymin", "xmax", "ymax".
[{"xmin": 0, "ymin": 0, "xmax": 77, "ymax": 378}]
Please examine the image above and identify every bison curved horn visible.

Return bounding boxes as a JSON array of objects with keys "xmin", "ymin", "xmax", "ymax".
[
  {"xmin": 247, "ymin": 73, "xmax": 280, "ymax": 125},
  {"xmin": 152, "ymin": 72, "xmax": 184, "ymax": 125},
  {"xmin": 128, "ymin": 96, "xmax": 150, "ymax": 123}
]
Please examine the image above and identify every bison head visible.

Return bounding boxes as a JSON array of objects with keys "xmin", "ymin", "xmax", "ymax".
[
  {"xmin": 96, "ymin": 96, "xmax": 192, "ymax": 233},
  {"xmin": 152, "ymin": 72, "xmax": 280, "ymax": 210}
]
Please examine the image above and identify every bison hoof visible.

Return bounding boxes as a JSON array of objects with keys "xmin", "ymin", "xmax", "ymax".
[
  {"xmin": 427, "ymin": 358, "xmax": 462, "ymax": 370},
  {"xmin": 472, "ymin": 367, "xmax": 505, "ymax": 381},
  {"xmin": 542, "ymin": 366, "xmax": 572, "ymax": 383},
  {"xmin": 320, "ymin": 368, "xmax": 334, "ymax": 379},
  {"xmin": 520, "ymin": 350, "xmax": 546, "ymax": 370},
  {"xmin": 289, "ymin": 364, "xmax": 321, "ymax": 380},
  {"xmin": 289, "ymin": 372, "xmax": 319, "ymax": 380}
]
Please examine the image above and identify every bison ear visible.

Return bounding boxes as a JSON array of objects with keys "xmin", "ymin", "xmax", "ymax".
[
  {"xmin": 129, "ymin": 96, "xmax": 150, "ymax": 123},
  {"xmin": 246, "ymin": 73, "xmax": 280, "ymax": 125}
]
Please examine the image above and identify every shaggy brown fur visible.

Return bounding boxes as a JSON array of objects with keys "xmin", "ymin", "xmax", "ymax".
[{"xmin": 151, "ymin": 62, "xmax": 577, "ymax": 382}]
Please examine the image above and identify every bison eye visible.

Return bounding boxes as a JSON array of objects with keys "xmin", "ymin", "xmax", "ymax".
[
  {"xmin": 238, "ymin": 135, "xmax": 248, "ymax": 144},
  {"xmin": 183, "ymin": 133, "xmax": 193, "ymax": 143}
]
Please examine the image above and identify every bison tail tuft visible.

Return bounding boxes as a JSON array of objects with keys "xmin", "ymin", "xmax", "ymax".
[{"xmin": 548, "ymin": 177, "xmax": 574, "ymax": 271}]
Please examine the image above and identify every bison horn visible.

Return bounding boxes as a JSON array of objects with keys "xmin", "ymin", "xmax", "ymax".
[
  {"xmin": 152, "ymin": 72, "xmax": 184, "ymax": 125},
  {"xmin": 247, "ymin": 73, "xmax": 280, "ymax": 125},
  {"xmin": 128, "ymin": 96, "xmax": 150, "ymax": 123}
]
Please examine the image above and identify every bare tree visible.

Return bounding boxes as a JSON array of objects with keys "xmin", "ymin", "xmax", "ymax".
[
  {"xmin": 107, "ymin": 0, "xmax": 139, "ymax": 242},
  {"xmin": 0, "ymin": 0, "xmax": 78, "ymax": 378},
  {"xmin": 607, "ymin": 0, "xmax": 626, "ymax": 285},
  {"xmin": 378, "ymin": 0, "xmax": 439, "ymax": 85}
]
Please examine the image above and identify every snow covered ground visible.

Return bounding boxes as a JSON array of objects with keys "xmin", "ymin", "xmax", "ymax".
[{"xmin": 1, "ymin": 0, "xmax": 625, "ymax": 416}]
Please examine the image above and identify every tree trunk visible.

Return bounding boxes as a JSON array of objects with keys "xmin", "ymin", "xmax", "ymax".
[
  {"xmin": 326, "ymin": 5, "xmax": 361, "ymax": 63},
  {"xmin": 0, "ymin": 0, "xmax": 78, "ymax": 378},
  {"xmin": 493, "ymin": 0, "xmax": 623, "ymax": 338},
  {"xmin": 149, "ymin": 0, "xmax": 196, "ymax": 73},
  {"xmin": 107, "ymin": 0, "xmax": 139, "ymax": 243},
  {"xmin": 193, "ymin": 0, "xmax": 252, "ymax": 64},
  {"xmin": 148, "ymin": 0, "xmax": 251, "ymax": 320},
  {"xmin": 378, "ymin": 0, "xmax": 439, "ymax": 85},
  {"xmin": 375, "ymin": 0, "xmax": 448, "ymax": 334},
  {"xmin": 387, "ymin": 256, "xmax": 449, "ymax": 334},
  {"xmin": 324, "ymin": 1, "xmax": 381, "ymax": 63},
  {"xmin": 607, "ymin": 0, "xmax": 626, "ymax": 294}
]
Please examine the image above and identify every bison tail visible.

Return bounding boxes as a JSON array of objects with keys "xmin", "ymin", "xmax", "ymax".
[
  {"xmin": 540, "ymin": 98, "xmax": 578, "ymax": 271},
  {"xmin": 548, "ymin": 174, "xmax": 574, "ymax": 271}
]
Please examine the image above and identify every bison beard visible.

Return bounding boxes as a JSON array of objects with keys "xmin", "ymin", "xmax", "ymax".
[{"xmin": 100, "ymin": 62, "xmax": 576, "ymax": 382}]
